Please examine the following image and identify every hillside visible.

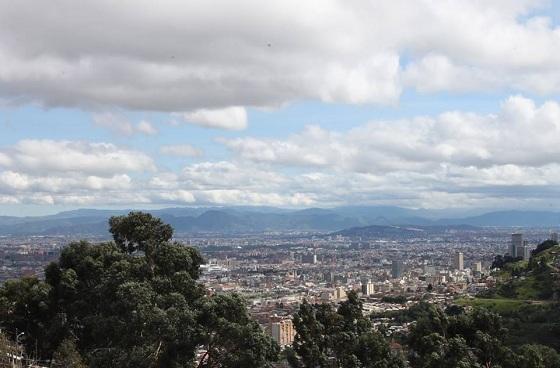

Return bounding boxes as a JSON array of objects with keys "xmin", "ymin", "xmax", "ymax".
[{"xmin": 492, "ymin": 243, "xmax": 560, "ymax": 300}]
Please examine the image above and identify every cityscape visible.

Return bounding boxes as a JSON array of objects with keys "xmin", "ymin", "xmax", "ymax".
[
  {"xmin": 0, "ymin": 222, "xmax": 557, "ymax": 349},
  {"xmin": 2, "ymin": 0, "xmax": 560, "ymax": 366}
]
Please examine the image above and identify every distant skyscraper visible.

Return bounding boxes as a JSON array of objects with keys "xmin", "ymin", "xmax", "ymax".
[
  {"xmin": 511, "ymin": 233, "xmax": 523, "ymax": 257},
  {"xmin": 551, "ymin": 232, "xmax": 559, "ymax": 243},
  {"xmin": 516, "ymin": 245, "xmax": 530, "ymax": 260},
  {"xmin": 454, "ymin": 252, "xmax": 464, "ymax": 271},
  {"xmin": 391, "ymin": 260, "xmax": 403, "ymax": 279}
]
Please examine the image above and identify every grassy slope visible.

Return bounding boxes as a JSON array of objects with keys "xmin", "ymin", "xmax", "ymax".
[{"xmin": 455, "ymin": 245, "xmax": 560, "ymax": 348}]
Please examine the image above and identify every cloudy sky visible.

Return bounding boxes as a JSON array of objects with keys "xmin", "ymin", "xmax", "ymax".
[{"xmin": 1, "ymin": 0, "xmax": 560, "ymax": 215}]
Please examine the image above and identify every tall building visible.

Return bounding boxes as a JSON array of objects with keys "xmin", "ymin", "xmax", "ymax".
[
  {"xmin": 391, "ymin": 260, "xmax": 403, "ymax": 279},
  {"xmin": 510, "ymin": 233, "xmax": 523, "ymax": 257},
  {"xmin": 334, "ymin": 286, "xmax": 347, "ymax": 300},
  {"xmin": 271, "ymin": 319, "xmax": 295, "ymax": 346},
  {"xmin": 516, "ymin": 245, "xmax": 530, "ymax": 260},
  {"xmin": 302, "ymin": 253, "xmax": 317, "ymax": 264},
  {"xmin": 473, "ymin": 261, "xmax": 482, "ymax": 273},
  {"xmin": 454, "ymin": 252, "xmax": 464, "ymax": 271},
  {"xmin": 361, "ymin": 279, "xmax": 375, "ymax": 295},
  {"xmin": 551, "ymin": 232, "xmax": 559, "ymax": 243}
]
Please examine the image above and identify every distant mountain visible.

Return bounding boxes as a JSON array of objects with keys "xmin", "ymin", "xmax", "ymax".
[
  {"xmin": 332, "ymin": 223, "xmax": 480, "ymax": 238},
  {"xmin": 332, "ymin": 224, "xmax": 426, "ymax": 237},
  {"xmin": 0, "ymin": 206, "xmax": 558, "ymax": 236},
  {"xmin": 435, "ymin": 210, "xmax": 560, "ymax": 227}
]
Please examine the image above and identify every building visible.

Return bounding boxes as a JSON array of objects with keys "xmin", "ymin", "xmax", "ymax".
[
  {"xmin": 454, "ymin": 252, "xmax": 464, "ymax": 271},
  {"xmin": 516, "ymin": 245, "xmax": 530, "ymax": 260},
  {"xmin": 271, "ymin": 319, "xmax": 295, "ymax": 346},
  {"xmin": 510, "ymin": 233, "xmax": 523, "ymax": 257},
  {"xmin": 361, "ymin": 279, "xmax": 375, "ymax": 295},
  {"xmin": 551, "ymin": 232, "xmax": 559, "ymax": 243},
  {"xmin": 302, "ymin": 253, "xmax": 317, "ymax": 264},
  {"xmin": 391, "ymin": 260, "xmax": 403, "ymax": 279},
  {"xmin": 473, "ymin": 261, "xmax": 482, "ymax": 273},
  {"xmin": 334, "ymin": 286, "xmax": 347, "ymax": 300}
]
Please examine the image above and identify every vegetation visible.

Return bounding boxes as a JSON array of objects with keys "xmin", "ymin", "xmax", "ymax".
[
  {"xmin": 0, "ymin": 212, "xmax": 279, "ymax": 367},
  {"xmin": 287, "ymin": 291, "xmax": 405, "ymax": 368},
  {"xmin": 407, "ymin": 303, "xmax": 560, "ymax": 368},
  {"xmin": 488, "ymin": 241, "xmax": 560, "ymax": 300}
]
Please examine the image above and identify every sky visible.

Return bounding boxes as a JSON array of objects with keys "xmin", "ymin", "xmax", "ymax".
[{"xmin": 1, "ymin": 0, "xmax": 560, "ymax": 216}]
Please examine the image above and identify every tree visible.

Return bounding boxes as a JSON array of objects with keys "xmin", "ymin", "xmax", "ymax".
[
  {"xmin": 0, "ymin": 212, "xmax": 278, "ymax": 368},
  {"xmin": 408, "ymin": 305, "xmax": 517, "ymax": 368},
  {"xmin": 197, "ymin": 294, "xmax": 280, "ymax": 368},
  {"xmin": 516, "ymin": 344, "xmax": 560, "ymax": 368},
  {"xmin": 289, "ymin": 291, "xmax": 405, "ymax": 368},
  {"xmin": 109, "ymin": 211, "xmax": 173, "ymax": 272},
  {"xmin": 51, "ymin": 338, "xmax": 87, "ymax": 368},
  {"xmin": 532, "ymin": 240, "xmax": 558, "ymax": 257}
]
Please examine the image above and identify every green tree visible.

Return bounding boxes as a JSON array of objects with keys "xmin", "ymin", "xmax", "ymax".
[
  {"xmin": 516, "ymin": 344, "xmax": 560, "ymax": 368},
  {"xmin": 289, "ymin": 291, "xmax": 405, "ymax": 368},
  {"xmin": 408, "ymin": 305, "xmax": 517, "ymax": 368},
  {"xmin": 0, "ymin": 212, "xmax": 278, "ymax": 368},
  {"xmin": 52, "ymin": 338, "xmax": 87, "ymax": 368}
]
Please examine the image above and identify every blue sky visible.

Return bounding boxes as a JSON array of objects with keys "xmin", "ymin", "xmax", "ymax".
[{"xmin": 1, "ymin": 0, "xmax": 560, "ymax": 216}]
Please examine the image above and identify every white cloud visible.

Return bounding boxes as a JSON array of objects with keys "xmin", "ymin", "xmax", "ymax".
[
  {"xmin": 3, "ymin": 96, "xmax": 560, "ymax": 209},
  {"xmin": 0, "ymin": 152, "xmax": 11, "ymax": 166},
  {"xmin": 157, "ymin": 190, "xmax": 196, "ymax": 203},
  {"xmin": 0, "ymin": 171, "xmax": 132, "ymax": 193},
  {"xmin": 136, "ymin": 120, "xmax": 158, "ymax": 135},
  {"xmin": 0, "ymin": 139, "xmax": 155, "ymax": 176},
  {"xmin": 160, "ymin": 144, "xmax": 203, "ymax": 157},
  {"xmin": 177, "ymin": 106, "xmax": 248, "ymax": 130},
  {"xmin": 222, "ymin": 96, "xmax": 560, "ymax": 171},
  {"xmin": 0, "ymin": 0, "xmax": 558, "ymax": 113},
  {"xmin": 92, "ymin": 113, "xmax": 158, "ymax": 136}
]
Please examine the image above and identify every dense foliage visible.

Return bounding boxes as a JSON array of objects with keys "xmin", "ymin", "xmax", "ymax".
[
  {"xmin": 407, "ymin": 303, "xmax": 560, "ymax": 368},
  {"xmin": 287, "ymin": 291, "xmax": 406, "ymax": 368},
  {"xmin": 0, "ymin": 212, "xmax": 279, "ymax": 367}
]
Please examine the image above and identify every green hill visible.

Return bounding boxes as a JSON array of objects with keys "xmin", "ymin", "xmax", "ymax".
[{"xmin": 493, "ymin": 243, "xmax": 560, "ymax": 301}]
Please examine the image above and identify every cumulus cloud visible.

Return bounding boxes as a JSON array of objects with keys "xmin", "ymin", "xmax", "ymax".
[
  {"xmin": 0, "ymin": 0, "xmax": 558, "ymax": 114},
  {"xmin": 0, "ymin": 139, "xmax": 155, "ymax": 175},
  {"xmin": 3, "ymin": 97, "xmax": 560, "ymax": 209},
  {"xmin": 222, "ymin": 96, "xmax": 560, "ymax": 171},
  {"xmin": 92, "ymin": 113, "xmax": 158, "ymax": 136},
  {"xmin": 177, "ymin": 106, "xmax": 248, "ymax": 130},
  {"xmin": 160, "ymin": 144, "xmax": 203, "ymax": 157}
]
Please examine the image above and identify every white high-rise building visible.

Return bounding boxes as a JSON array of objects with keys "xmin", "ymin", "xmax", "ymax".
[{"xmin": 454, "ymin": 252, "xmax": 464, "ymax": 271}]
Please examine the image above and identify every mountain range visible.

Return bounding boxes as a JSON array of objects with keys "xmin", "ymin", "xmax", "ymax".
[{"xmin": 0, "ymin": 206, "xmax": 558, "ymax": 236}]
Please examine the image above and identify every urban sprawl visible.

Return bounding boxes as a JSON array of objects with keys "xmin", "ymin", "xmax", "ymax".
[{"xmin": 0, "ymin": 227, "xmax": 556, "ymax": 347}]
